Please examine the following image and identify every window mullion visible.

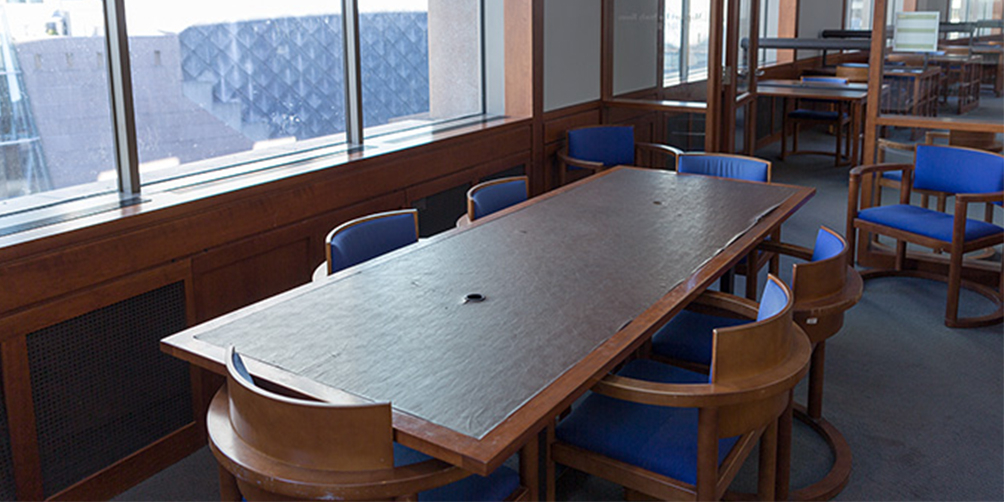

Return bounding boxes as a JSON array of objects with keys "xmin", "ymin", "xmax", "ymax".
[
  {"xmin": 342, "ymin": 0, "xmax": 364, "ymax": 145},
  {"xmin": 103, "ymin": 0, "xmax": 140, "ymax": 194}
]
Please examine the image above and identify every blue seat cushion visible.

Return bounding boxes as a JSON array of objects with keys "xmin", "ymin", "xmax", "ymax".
[
  {"xmin": 555, "ymin": 360, "xmax": 741, "ymax": 486},
  {"xmin": 788, "ymin": 109, "xmax": 847, "ymax": 121},
  {"xmin": 394, "ymin": 444, "xmax": 521, "ymax": 501},
  {"xmin": 858, "ymin": 204, "xmax": 1003, "ymax": 242},
  {"xmin": 651, "ymin": 311, "xmax": 749, "ymax": 366}
]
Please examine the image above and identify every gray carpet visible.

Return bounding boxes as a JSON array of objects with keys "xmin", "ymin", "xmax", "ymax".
[{"xmin": 115, "ymin": 129, "xmax": 1003, "ymax": 501}]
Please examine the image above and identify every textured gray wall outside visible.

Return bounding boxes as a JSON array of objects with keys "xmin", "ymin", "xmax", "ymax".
[
  {"xmin": 0, "ymin": 362, "xmax": 17, "ymax": 500},
  {"xmin": 27, "ymin": 282, "xmax": 191, "ymax": 497}
]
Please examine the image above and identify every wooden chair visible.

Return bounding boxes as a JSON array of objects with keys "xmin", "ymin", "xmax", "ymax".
[
  {"xmin": 557, "ymin": 125, "xmax": 683, "ymax": 185},
  {"xmin": 650, "ymin": 227, "xmax": 862, "ymax": 500},
  {"xmin": 781, "ymin": 77, "xmax": 853, "ymax": 167},
  {"xmin": 467, "ymin": 176, "xmax": 529, "ymax": 222},
  {"xmin": 677, "ymin": 152, "xmax": 775, "ymax": 299},
  {"xmin": 847, "ymin": 145, "xmax": 1004, "ymax": 328},
  {"xmin": 549, "ymin": 275, "xmax": 812, "ymax": 501},
  {"xmin": 313, "ymin": 208, "xmax": 419, "ymax": 281},
  {"xmin": 208, "ymin": 346, "xmax": 526, "ymax": 501},
  {"xmin": 835, "ymin": 64, "xmax": 869, "ymax": 83}
]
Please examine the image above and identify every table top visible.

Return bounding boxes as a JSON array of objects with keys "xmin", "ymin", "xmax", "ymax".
[
  {"xmin": 161, "ymin": 167, "xmax": 814, "ymax": 475},
  {"xmin": 760, "ymin": 79, "xmax": 870, "ymax": 92},
  {"xmin": 758, "ymin": 81, "xmax": 868, "ymax": 101}
]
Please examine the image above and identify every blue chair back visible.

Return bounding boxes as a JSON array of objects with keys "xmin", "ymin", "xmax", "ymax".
[
  {"xmin": 231, "ymin": 349, "xmax": 253, "ymax": 384},
  {"xmin": 811, "ymin": 227, "xmax": 845, "ymax": 262},
  {"xmin": 469, "ymin": 177, "xmax": 528, "ymax": 220},
  {"xmin": 567, "ymin": 126, "xmax": 635, "ymax": 167},
  {"xmin": 801, "ymin": 76, "xmax": 848, "ymax": 85},
  {"xmin": 914, "ymin": 144, "xmax": 1004, "ymax": 196},
  {"xmin": 677, "ymin": 154, "xmax": 770, "ymax": 182},
  {"xmin": 756, "ymin": 277, "xmax": 789, "ymax": 322},
  {"xmin": 328, "ymin": 210, "xmax": 418, "ymax": 274}
]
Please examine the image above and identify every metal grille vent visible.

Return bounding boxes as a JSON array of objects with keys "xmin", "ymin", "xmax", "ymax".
[
  {"xmin": 0, "ymin": 363, "xmax": 17, "ymax": 500},
  {"xmin": 27, "ymin": 282, "xmax": 192, "ymax": 497}
]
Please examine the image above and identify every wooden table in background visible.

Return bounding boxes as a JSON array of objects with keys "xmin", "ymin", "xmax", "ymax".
[
  {"xmin": 759, "ymin": 80, "xmax": 869, "ymax": 167},
  {"xmin": 162, "ymin": 167, "xmax": 814, "ymax": 499}
]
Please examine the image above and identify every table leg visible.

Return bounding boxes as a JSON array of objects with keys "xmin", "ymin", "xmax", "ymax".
[
  {"xmin": 520, "ymin": 433, "xmax": 540, "ymax": 501},
  {"xmin": 851, "ymin": 100, "xmax": 862, "ymax": 167}
]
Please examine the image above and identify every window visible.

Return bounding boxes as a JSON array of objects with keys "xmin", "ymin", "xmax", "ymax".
[
  {"xmin": 663, "ymin": 0, "xmax": 711, "ymax": 86},
  {"xmin": 759, "ymin": 0, "xmax": 779, "ymax": 66},
  {"xmin": 0, "ymin": 0, "xmax": 489, "ymax": 209},
  {"xmin": 1, "ymin": 0, "xmax": 117, "ymax": 201}
]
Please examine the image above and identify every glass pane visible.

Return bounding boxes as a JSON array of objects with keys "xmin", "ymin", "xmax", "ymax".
[
  {"xmin": 687, "ymin": 0, "xmax": 711, "ymax": 82},
  {"xmin": 737, "ymin": 0, "xmax": 752, "ymax": 94},
  {"xmin": 759, "ymin": 0, "xmax": 779, "ymax": 67},
  {"xmin": 125, "ymin": 1, "xmax": 346, "ymax": 186},
  {"xmin": 664, "ymin": 0, "xmax": 683, "ymax": 85},
  {"xmin": 359, "ymin": 0, "xmax": 481, "ymax": 139},
  {"xmin": 1, "ymin": 1, "xmax": 116, "ymax": 203}
]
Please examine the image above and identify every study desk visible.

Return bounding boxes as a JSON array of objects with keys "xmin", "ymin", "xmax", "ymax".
[
  {"xmin": 161, "ymin": 167, "xmax": 814, "ymax": 497},
  {"xmin": 759, "ymin": 80, "xmax": 868, "ymax": 166}
]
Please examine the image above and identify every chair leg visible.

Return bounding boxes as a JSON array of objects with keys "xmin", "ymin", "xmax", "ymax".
[
  {"xmin": 745, "ymin": 263, "xmax": 759, "ymax": 300},
  {"xmin": 775, "ymin": 394, "xmax": 793, "ymax": 501},
  {"xmin": 944, "ymin": 236, "xmax": 966, "ymax": 327},
  {"xmin": 894, "ymin": 241, "xmax": 907, "ymax": 271},
  {"xmin": 218, "ymin": 465, "xmax": 241, "ymax": 502},
  {"xmin": 807, "ymin": 341, "xmax": 826, "ymax": 420},
  {"xmin": 720, "ymin": 268, "xmax": 736, "ymax": 294},
  {"xmin": 780, "ymin": 117, "xmax": 788, "ymax": 160},
  {"xmin": 757, "ymin": 419, "xmax": 778, "ymax": 502},
  {"xmin": 696, "ymin": 408, "xmax": 720, "ymax": 501},
  {"xmin": 834, "ymin": 120, "xmax": 842, "ymax": 167}
]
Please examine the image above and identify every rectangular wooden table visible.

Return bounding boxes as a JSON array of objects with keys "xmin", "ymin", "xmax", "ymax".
[
  {"xmin": 161, "ymin": 167, "xmax": 814, "ymax": 496},
  {"xmin": 759, "ymin": 80, "xmax": 869, "ymax": 166}
]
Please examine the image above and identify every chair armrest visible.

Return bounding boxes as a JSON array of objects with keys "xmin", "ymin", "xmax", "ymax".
[
  {"xmin": 557, "ymin": 148, "xmax": 605, "ymax": 171},
  {"xmin": 635, "ymin": 142, "xmax": 683, "ymax": 169},
  {"xmin": 592, "ymin": 333, "xmax": 811, "ymax": 409},
  {"xmin": 848, "ymin": 162, "xmax": 914, "ymax": 178},
  {"xmin": 688, "ymin": 289, "xmax": 759, "ymax": 320},
  {"xmin": 756, "ymin": 240, "xmax": 814, "ymax": 261},
  {"xmin": 955, "ymin": 191, "xmax": 1004, "ymax": 205}
]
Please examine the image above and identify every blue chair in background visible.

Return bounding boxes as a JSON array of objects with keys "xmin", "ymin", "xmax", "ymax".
[
  {"xmin": 557, "ymin": 125, "xmax": 682, "ymax": 185},
  {"xmin": 781, "ymin": 76, "xmax": 852, "ymax": 167},
  {"xmin": 467, "ymin": 176, "xmax": 529, "ymax": 222},
  {"xmin": 549, "ymin": 275, "xmax": 811, "ymax": 501},
  {"xmin": 317, "ymin": 209, "xmax": 419, "ymax": 279},
  {"xmin": 848, "ymin": 144, "xmax": 1004, "ymax": 328},
  {"xmin": 208, "ymin": 346, "xmax": 524, "ymax": 501},
  {"xmin": 677, "ymin": 152, "xmax": 773, "ymax": 298}
]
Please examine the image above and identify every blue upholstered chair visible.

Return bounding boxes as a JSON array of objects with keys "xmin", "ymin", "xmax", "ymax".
[
  {"xmin": 557, "ymin": 125, "xmax": 682, "ymax": 185},
  {"xmin": 677, "ymin": 153, "xmax": 772, "ymax": 298},
  {"xmin": 549, "ymin": 275, "xmax": 811, "ymax": 501},
  {"xmin": 467, "ymin": 176, "xmax": 529, "ymax": 222},
  {"xmin": 208, "ymin": 347, "xmax": 524, "ymax": 501},
  {"xmin": 319, "ymin": 209, "xmax": 419, "ymax": 279},
  {"xmin": 848, "ymin": 144, "xmax": 1004, "ymax": 328},
  {"xmin": 781, "ymin": 77, "xmax": 852, "ymax": 167}
]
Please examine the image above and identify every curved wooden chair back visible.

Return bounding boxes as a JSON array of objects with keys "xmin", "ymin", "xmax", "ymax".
[
  {"xmin": 711, "ymin": 275, "xmax": 795, "ymax": 437},
  {"xmin": 677, "ymin": 153, "xmax": 771, "ymax": 183},
  {"xmin": 836, "ymin": 64, "xmax": 869, "ymax": 83},
  {"xmin": 790, "ymin": 227, "xmax": 856, "ymax": 343},
  {"xmin": 325, "ymin": 209, "xmax": 419, "ymax": 275},
  {"xmin": 467, "ymin": 176, "xmax": 529, "ymax": 221},
  {"xmin": 223, "ymin": 347, "xmax": 394, "ymax": 472}
]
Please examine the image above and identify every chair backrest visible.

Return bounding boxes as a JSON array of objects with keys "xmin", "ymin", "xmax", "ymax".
[
  {"xmin": 223, "ymin": 346, "xmax": 394, "ymax": 472},
  {"xmin": 677, "ymin": 153, "xmax": 771, "ymax": 182},
  {"xmin": 326, "ymin": 209, "xmax": 419, "ymax": 275},
  {"xmin": 467, "ymin": 176, "xmax": 529, "ymax": 221},
  {"xmin": 836, "ymin": 65, "xmax": 869, "ymax": 83},
  {"xmin": 791, "ymin": 227, "xmax": 854, "ymax": 343},
  {"xmin": 913, "ymin": 144, "xmax": 1004, "ymax": 195},
  {"xmin": 567, "ymin": 126, "xmax": 636, "ymax": 168},
  {"xmin": 801, "ymin": 76, "xmax": 849, "ymax": 85},
  {"xmin": 710, "ymin": 275, "xmax": 797, "ymax": 437}
]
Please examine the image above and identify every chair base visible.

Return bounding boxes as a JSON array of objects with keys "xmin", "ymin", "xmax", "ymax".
[
  {"xmin": 722, "ymin": 404, "xmax": 851, "ymax": 502},
  {"xmin": 859, "ymin": 268, "xmax": 1004, "ymax": 329}
]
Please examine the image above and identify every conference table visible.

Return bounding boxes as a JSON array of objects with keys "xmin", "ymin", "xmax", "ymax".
[
  {"xmin": 161, "ymin": 167, "xmax": 814, "ymax": 499},
  {"xmin": 759, "ymin": 79, "xmax": 869, "ymax": 166}
]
